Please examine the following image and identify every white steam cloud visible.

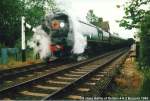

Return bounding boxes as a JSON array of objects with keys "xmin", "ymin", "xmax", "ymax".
[
  {"xmin": 27, "ymin": 25, "xmax": 51, "ymax": 60},
  {"xmin": 55, "ymin": 0, "xmax": 88, "ymax": 55},
  {"xmin": 28, "ymin": 0, "xmax": 91, "ymax": 61}
]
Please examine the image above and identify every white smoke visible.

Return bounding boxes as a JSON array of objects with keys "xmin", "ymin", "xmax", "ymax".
[
  {"xmin": 54, "ymin": 0, "xmax": 88, "ymax": 55},
  {"xmin": 27, "ymin": 25, "xmax": 51, "ymax": 60},
  {"xmin": 28, "ymin": 0, "xmax": 90, "ymax": 61},
  {"xmin": 72, "ymin": 32, "xmax": 87, "ymax": 54},
  {"xmin": 68, "ymin": 14, "xmax": 88, "ymax": 54},
  {"xmin": 55, "ymin": 0, "xmax": 72, "ymax": 12}
]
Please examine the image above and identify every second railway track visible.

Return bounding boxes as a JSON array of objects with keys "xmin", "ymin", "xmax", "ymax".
[
  {"xmin": 0, "ymin": 48, "xmax": 129, "ymax": 100},
  {"xmin": 0, "ymin": 58, "xmax": 71, "ymax": 79}
]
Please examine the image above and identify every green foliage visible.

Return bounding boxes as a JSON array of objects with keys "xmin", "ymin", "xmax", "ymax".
[
  {"xmin": 0, "ymin": 0, "xmax": 56, "ymax": 47},
  {"xmin": 139, "ymin": 13, "xmax": 150, "ymax": 66},
  {"xmin": 0, "ymin": 43, "xmax": 6, "ymax": 49},
  {"xmin": 23, "ymin": 0, "xmax": 57, "ymax": 26},
  {"xmin": 120, "ymin": 0, "xmax": 150, "ymax": 67},
  {"xmin": 86, "ymin": 10, "xmax": 103, "ymax": 27},
  {"xmin": 119, "ymin": 0, "xmax": 150, "ymax": 29},
  {"xmin": 25, "ymin": 6, "xmax": 44, "ymax": 26},
  {"xmin": 139, "ymin": 69, "xmax": 150, "ymax": 97},
  {"xmin": 0, "ymin": 0, "xmax": 25, "ymax": 46}
]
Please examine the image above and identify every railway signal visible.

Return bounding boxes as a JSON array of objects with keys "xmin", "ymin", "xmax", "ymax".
[
  {"xmin": 21, "ymin": 16, "xmax": 36, "ymax": 62},
  {"xmin": 21, "ymin": 16, "xmax": 26, "ymax": 62}
]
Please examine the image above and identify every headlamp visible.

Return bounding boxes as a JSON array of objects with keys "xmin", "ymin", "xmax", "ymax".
[{"xmin": 60, "ymin": 22, "xmax": 65, "ymax": 28}]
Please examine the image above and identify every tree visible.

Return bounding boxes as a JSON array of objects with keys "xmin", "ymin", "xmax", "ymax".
[
  {"xmin": 23, "ymin": 0, "xmax": 58, "ymax": 45},
  {"xmin": 86, "ymin": 10, "xmax": 98, "ymax": 24},
  {"xmin": 0, "ymin": 0, "xmax": 57, "ymax": 47},
  {"xmin": 139, "ymin": 13, "xmax": 150, "ymax": 66},
  {"xmin": 119, "ymin": 0, "xmax": 150, "ymax": 29},
  {"xmin": 0, "ymin": 0, "xmax": 25, "ymax": 46},
  {"xmin": 86, "ymin": 10, "xmax": 111, "ymax": 32},
  {"xmin": 119, "ymin": 0, "xmax": 150, "ymax": 67},
  {"xmin": 86, "ymin": 10, "xmax": 103, "ymax": 26}
]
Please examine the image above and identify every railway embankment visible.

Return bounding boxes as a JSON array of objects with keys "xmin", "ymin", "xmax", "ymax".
[
  {"xmin": 108, "ymin": 51, "xmax": 144, "ymax": 97},
  {"xmin": 0, "ymin": 60, "xmax": 42, "ymax": 71}
]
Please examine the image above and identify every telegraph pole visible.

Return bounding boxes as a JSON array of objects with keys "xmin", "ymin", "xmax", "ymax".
[{"xmin": 21, "ymin": 16, "xmax": 26, "ymax": 62}]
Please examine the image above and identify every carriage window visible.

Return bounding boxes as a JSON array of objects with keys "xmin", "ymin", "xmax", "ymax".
[{"xmin": 98, "ymin": 29, "xmax": 103, "ymax": 40}]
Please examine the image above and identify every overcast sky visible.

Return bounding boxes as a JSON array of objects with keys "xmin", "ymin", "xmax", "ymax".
[{"xmin": 56, "ymin": 0, "xmax": 135, "ymax": 39}]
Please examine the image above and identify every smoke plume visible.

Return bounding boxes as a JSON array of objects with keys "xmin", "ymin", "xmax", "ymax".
[{"xmin": 27, "ymin": 25, "xmax": 51, "ymax": 60}]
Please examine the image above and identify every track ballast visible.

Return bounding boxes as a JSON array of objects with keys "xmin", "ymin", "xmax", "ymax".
[{"xmin": 0, "ymin": 48, "xmax": 129, "ymax": 100}]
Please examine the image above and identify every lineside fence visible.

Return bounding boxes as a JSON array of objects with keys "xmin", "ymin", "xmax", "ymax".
[{"xmin": 0, "ymin": 48, "xmax": 39, "ymax": 64}]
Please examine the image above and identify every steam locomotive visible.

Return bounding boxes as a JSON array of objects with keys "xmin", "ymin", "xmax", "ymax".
[{"xmin": 41, "ymin": 12, "xmax": 131, "ymax": 61}]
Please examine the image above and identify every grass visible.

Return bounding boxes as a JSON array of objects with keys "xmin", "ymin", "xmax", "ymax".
[
  {"xmin": 109, "ymin": 57, "xmax": 150, "ymax": 99},
  {"xmin": 0, "ymin": 50, "xmax": 41, "ymax": 70},
  {"xmin": 139, "ymin": 68, "xmax": 150, "ymax": 97},
  {"xmin": 108, "ymin": 57, "xmax": 143, "ymax": 97}
]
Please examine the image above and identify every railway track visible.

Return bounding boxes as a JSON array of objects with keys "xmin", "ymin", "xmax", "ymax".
[
  {"xmin": 0, "ymin": 58, "xmax": 68, "ymax": 79},
  {"xmin": 0, "ymin": 58, "xmax": 77, "ymax": 91},
  {"xmin": 0, "ymin": 48, "xmax": 129, "ymax": 100},
  {"xmin": 0, "ymin": 49, "xmax": 122, "ymax": 88},
  {"xmin": 65, "ymin": 50, "xmax": 129, "ymax": 100}
]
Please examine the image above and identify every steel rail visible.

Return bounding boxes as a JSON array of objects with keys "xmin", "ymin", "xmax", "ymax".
[
  {"xmin": 0, "ymin": 48, "xmax": 128, "ymax": 100},
  {"xmin": 0, "ymin": 58, "xmax": 68, "ymax": 80},
  {"xmin": 42, "ymin": 49, "xmax": 128, "ymax": 100}
]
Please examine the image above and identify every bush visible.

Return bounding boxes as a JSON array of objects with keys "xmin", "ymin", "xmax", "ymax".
[
  {"xmin": 0, "ymin": 43, "xmax": 6, "ymax": 48},
  {"xmin": 139, "ymin": 13, "xmax": 150, "ymax": 67},
  {"xmin": 139, "ymin": 69, "xmax": 150, "ymax": 97}
]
